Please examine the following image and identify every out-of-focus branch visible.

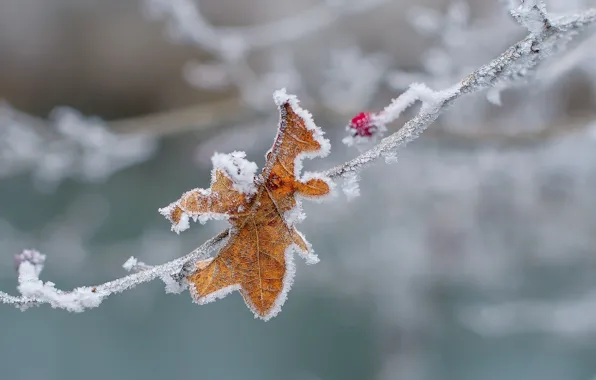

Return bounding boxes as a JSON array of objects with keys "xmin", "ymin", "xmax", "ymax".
[
  {"xmin": 0, "ymin": 106, "xmax": 158, "ymax": 190},
  {"xmin": 145, "ymin": 0, "xmax": 392, "ymax": 110},
  {"xmin": 324, "ymin": 3, "xmax": 596, "ymax": 179},
  {"xmin": 109, "ymin": 97, "xmax": 252, "ymax": 136},
  {"xmin": 10, "ymin": 94, "xmax": 595, "ymax": 146},
  {"xmin": 145, "ymin": 0, "xmax": 391, "ymax": 56}
]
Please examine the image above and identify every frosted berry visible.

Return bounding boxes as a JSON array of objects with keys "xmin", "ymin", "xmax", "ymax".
[{"xmin": 348, "ymin": 112, "xmax": 377, "ymax": 137}]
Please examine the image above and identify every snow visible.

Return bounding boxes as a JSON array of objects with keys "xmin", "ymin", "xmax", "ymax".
[{"xmin": 211, "ymin": 151, "xmax": 258, "ymax": 196}]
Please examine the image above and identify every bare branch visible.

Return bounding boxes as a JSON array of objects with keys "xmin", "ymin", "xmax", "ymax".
[
  {"xmin": 109, "ymin": 97, "xmax": 251, "ymax": 136},
  {"xmin": 145, "ymin": 0, "xmax": 391, "ymax": 55}
]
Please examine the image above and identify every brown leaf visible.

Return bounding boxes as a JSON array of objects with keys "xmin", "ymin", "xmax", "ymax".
[{"xmin": 160, "ymin": 90, "xmax": 332, "ymax": 320}]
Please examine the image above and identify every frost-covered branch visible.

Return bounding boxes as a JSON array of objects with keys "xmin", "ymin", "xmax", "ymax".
[
  {"xmin": 325, "ymin": 2, "xmax": 596, "ymax": 179},
  {"xmin": 144, "ymin": 0, "xmax": 391, "ymax": 109},
  {"xmin": 0, "ymin": 231, "xmax": 227, "ymax": 311},
  {"xmin": 145, "ymin": 0, "xmax": 390, "ymax": 56},
  {"xmin": 2, "ymin": 1, "xmax": 596, "ymax": 313},
  {"xmin": 0, "ymin": 105, "xmax": 158, "ymax": 191}
]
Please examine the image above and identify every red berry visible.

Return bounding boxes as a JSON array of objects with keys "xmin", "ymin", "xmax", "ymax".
[{"xmin": 349, "ymin": 112, "xmax": 377, "ymax": 137}]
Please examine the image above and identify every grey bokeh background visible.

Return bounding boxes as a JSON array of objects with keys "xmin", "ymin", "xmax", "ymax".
[{"xmin": 3, "ymin": 0, "xmax": 596, "ymax": 380}]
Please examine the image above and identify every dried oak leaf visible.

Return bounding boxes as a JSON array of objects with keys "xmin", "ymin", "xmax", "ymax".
[{"xmin": 159, "ymin": 89, "xmax": 332, "ymax": 320}]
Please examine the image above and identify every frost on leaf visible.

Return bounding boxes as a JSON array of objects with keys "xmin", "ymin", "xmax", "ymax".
[
  {"xmin": 211, "ymin": 151, "xmax": 258, "ymax": 196},
  {"xmin": 158, "ymin": 152, "xmax": 257, "ymax": 233},
  {"xmin": 160, "ymin": 89, "xmax": 332, "ymax": 320}
]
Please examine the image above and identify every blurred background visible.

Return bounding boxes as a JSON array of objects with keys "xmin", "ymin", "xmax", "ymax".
[{"xmin": 2, "ymin": 0, "xmax": 596, "ymax": 379}]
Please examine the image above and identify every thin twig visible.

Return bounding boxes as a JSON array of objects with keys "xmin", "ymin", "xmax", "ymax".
[
  {"xmin": 324, "ymin": 6, "xmax": 596, "ymax": 179},
  {"xmin": 0, "ymin": 230, "xmax": 229, "ymax": 310},
  {"xmin": 110, "ymin": 97, "xmax": 252, "ymax": 136}
]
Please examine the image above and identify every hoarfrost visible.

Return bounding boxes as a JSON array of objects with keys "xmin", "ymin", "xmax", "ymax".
[
  {"xmin": 161, "ymin": 273, "xmax": 188, "ymax": 294},
  {"xmin": 510, "ymin": 0, "xmax": 549, "ymax": 35},
  {"xmin": 197, "ymin": 211, "xmax": 230, "ymax": 225},
  {"xmin": 211, "ymin": 151, "xmax": 258, "ymax": 196},
  {"xmin": 122, "ymin": 256, "xmax": 190, "ymax": 294},
  {"xmin": 0, "ymin": 106, "xmax": 158, "ymax": 192},
  {"xmin": 300, "ymin": 171, "xmax": 336, "ymax": 202},
  {"xmin": 15, "ymin": 250, "xmax": 103, "ymax": 312},
  {"xmin": 284, "ymin": 201, "xmax": 306, "ymax": 226},
  {"xmin": 1, "ymin": 232, "xmax": 228, "ymax": 312},
  {"xmin": 343, "ymin": 112, "xmax": 387, "ymax": 148},
  {"xmin": 343, "ymin": 83, "xmax": 454, "ymax": 154},
  {"xmin": 122, "ymin": 256, "xmax": 139, "ymax": 272},
  {"xmin": 273, "ymin": 88, "xmax": 331, "ymax": 179},
  {"xmin": 158, "ymin": 204, "xmax": 191, "ymax": 234},
  {"xmin": 341, "ymin": 172, "xmax": 361, "ymax": 201},
  {"xmin": 122, "ymin": 256, "xmax": 152, "ymax": 272},
  {"xmin": 294, "ymin": 229, "xmax": 319, "ymax": 265}
]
